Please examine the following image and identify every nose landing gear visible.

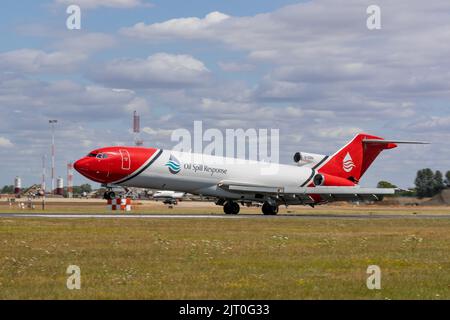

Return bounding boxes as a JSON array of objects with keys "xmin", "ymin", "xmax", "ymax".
[{"xmin": 103, "ymin": 191, "xmax": 116, "ymax": 200}]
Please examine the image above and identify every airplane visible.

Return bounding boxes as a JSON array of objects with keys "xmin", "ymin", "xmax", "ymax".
[
  {"xmin": 152, "ymin": 190, "xmax": 186, "ymax": 205},
  {"xmin": 74, "ymin": 133, "xmax": 427, "ymax": 215}
]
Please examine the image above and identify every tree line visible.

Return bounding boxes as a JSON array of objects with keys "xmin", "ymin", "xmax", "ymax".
[
  {"xmin": 1, "ymin": 184, "xmax": 92, "ymax": 195},
  {"xmin": 414, "ymin": 169, "xmax": 449, "ymax": 198},
  {"xmin": 378, "ymin": 169, "xmax": 449, "ymax": 198}
]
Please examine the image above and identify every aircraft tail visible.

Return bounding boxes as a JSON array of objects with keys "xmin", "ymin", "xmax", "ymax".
[{"xmin": 317, "ymin": 133, "xmax": 428, "ymax": 183}]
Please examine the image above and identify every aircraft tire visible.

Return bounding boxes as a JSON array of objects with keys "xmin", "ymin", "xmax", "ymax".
[
  {"xmin": 262, "ymin": 202, "xmax": 278, "ymax": 215},
  {"xmin": 106, "ymin": 191, "xmax": 116, "ymax": 200},
  {"xmin": 224, "ymin": 201, "xmax": 240, "ymax": 215},
  {"xmin": 232, "ymin": 202, "xmax": 240, "ymax": 214}
]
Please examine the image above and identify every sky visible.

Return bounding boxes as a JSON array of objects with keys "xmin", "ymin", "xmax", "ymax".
[{"xmin": 0, "ymin": 0, "xmax": 449, "ymax": 189}]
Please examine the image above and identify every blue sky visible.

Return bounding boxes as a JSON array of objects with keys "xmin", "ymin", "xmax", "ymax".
[{"xmin": 0, "ymin": 0, "xmax": 449, "ymax": 189}]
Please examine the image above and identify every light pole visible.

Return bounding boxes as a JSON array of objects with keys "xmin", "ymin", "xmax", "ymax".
[
  {"xmin": 41, "ymin": 154, "xmax": 46, "ymax": 193},
  {"xmin": 49, "ymin": 120, "xmax": 58, "ymax": 195}
]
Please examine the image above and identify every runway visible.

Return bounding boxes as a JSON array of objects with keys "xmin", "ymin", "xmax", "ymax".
[{"xmin": 0, "ymin": 213, "xmax": 449, "ymax": 220}]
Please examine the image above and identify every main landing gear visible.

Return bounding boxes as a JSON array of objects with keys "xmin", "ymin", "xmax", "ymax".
[
  {"xmin": 223, "ymin": 201, "xmax": 240, "ymax": 215},
  {"xmin": 262, "ymin": 202, "xmax": 279, "ymax": 215},
  {"xmin": 220, "ymin": 199, "xmax": 279, "ymax": 215}
]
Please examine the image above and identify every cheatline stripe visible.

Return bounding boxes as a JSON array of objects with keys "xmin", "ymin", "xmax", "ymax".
[
  {"xmin": 113, "ymin": 149, "xmax": 163, "ymax": 184},
  {"xmin": 300, "ymin": 169, "xmax": 316, "ymax": 187},
  {"xmin": 299, "ymin": 156, "xmax": 329, "ymax": 187},
  {"xmin": 312, "ymin": 155, "xmax": 329, "ymax": 170}
]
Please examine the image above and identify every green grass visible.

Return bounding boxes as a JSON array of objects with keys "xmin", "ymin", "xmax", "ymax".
[{"xmin": 1, "ymin": 217, "xmax": 449, "ymax": 299}]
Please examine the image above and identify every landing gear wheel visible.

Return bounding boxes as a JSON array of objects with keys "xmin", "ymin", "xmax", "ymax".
[
  {"xmin": 223, "ymin": 201, "xmax": 240, "ymax": 215},
  {"xmin": 104, "ymin": 191, "xmax": 116, "ymax": 200},
  {"xmin": 262, "ymin": 202, "xmax": 278, "ymax": 215}
]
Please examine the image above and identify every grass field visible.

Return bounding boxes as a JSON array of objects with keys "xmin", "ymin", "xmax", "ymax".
[{"xmin": 1, "ymin": 214, "xmax": 450, "ymax": 299}]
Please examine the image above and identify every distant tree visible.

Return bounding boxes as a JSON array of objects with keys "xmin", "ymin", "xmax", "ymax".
[
  {"xmin": 377, "ymin": 181, "xmax": 397, "ymax": 189},
  {"xmin": 433, "ymin": 170, "xmax": 445, "ymax": 194},
  {"xmin": 1, "ymin": 185, "xmax": 14, "ymax": 194},
  {"xmin": 445, "ymin": 171, "xmax": 450, "ymax": 188},
  {"xmin": 415, "ymin": 168, "xmax": 435, "ymax": 198},
  {"xmin": 376, "ymin": 181, "xmax": 398, "ymax": 200},
  {"xmin": 72, "ymin": 184, "xmax": 93, "ymax": 195},
  {"xmin": 80, "ymin": 184, "xmax": 92, "ymax": 193}
]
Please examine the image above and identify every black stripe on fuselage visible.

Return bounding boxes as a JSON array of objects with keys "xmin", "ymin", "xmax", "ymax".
[
  {"xmin": 300, "ymin": 169, "xmax": 316, "ymax": 187},
  {"xmin": 312, "ymin": 155, "xmax": 329, "ymax": 170},
  {"xmin": 114, "ymin": 149, "xmax": 163, "ymax": 185},
  {"xmin": 300, "ymin": 156, "xmax": 329, "ymax": 187}
]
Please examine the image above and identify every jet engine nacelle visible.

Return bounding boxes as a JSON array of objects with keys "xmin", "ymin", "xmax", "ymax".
[
  {"xmin": 313, "ymin": 173, "xmax": 356, "ymax": 187},
  {"xmin": 293, "ymin": 152, "xmax": 327, "ymax": 167}
]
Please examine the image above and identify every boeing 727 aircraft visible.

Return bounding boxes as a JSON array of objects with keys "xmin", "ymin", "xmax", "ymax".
[{"xmin": 74, "ymin": 133, "xmax": 427, "ymax": 215}]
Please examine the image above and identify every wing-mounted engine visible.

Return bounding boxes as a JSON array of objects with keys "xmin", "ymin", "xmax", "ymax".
[{"xmin": 293, "ymin": 152, "xmax": 327, "ymax": 167}]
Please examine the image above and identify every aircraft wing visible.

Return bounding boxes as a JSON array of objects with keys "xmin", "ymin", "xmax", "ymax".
[{"xmin": 218, "ymin": 180, "xmax": 394, "ymax": 203}]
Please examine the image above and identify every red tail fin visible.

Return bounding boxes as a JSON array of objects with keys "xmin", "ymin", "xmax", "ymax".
[{"xmin": 317, "ymin": 133, "xmax": 397, "ymax": 183}]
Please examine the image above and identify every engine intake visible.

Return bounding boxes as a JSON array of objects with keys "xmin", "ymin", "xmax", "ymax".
[
  {"xmin": 313, "ymin": 173, "xmax": 356, "ymax": 187},
  {"xmin": 313, "ymin": 174, "xmax": 325, "ymax": 186},
  {"xmin": 293, "ymin": 152, "xmax": 327, "ymax": 167}
]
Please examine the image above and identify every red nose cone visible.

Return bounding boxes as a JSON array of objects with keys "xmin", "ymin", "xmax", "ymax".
[
  {"xmin": 75, "ymin": 147, "xmax": 161, "ymax": 185},
  {"xmin": 73, "ymin": 157, "xmax": 108, "ymax": 183},
  {"xmin": 74, "ymin": 158, "xmax": 89, "ymax": 174}
]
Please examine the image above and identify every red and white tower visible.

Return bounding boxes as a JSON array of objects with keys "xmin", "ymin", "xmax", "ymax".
[{"xmin": 133, "ymin": 111, "xmax": 143, "ymax": 146}]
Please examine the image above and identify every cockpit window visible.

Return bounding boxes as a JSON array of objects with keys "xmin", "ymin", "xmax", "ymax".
[
  {"xmin": 96, "ymin": 153, "xmax": 108, "ymax": 159},
  {"xmin": 87, "ymin": 153, "xmax": 98, "ymax": 157}
]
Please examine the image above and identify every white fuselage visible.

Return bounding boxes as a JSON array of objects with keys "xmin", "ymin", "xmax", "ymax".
[{"xmin": 120, "ymin": 150, "xmax": 315, "ymax": 203}]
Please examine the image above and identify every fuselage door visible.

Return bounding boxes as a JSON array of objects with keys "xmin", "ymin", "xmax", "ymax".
[{"xmin": 119, "ymin": 149, "xmax": 131, "ymax": 170}]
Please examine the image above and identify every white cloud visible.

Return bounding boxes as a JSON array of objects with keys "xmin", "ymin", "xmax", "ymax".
[
  {"xmin": 124, "ymin": 97, "xmax": 151, "ymax": 114},
  {"xmin": 91, "ymin": 53, "xmax": 210, "ymax": 88},
  {"xmin": 121, "ymin": 11, "xmax": 230, "ymax": 39},
  {"xmin": 317, "ymin": 127, "xmax": 364, "ymax": 139},
  {"xmin": 55, "ymin": 33, "xmax": 116, "ymax": 54},
  {"xmin": 54, "ymin": 0, "xmax": 151, "ymax": 9},
  {"xmin": 0, "ymin": 49, "xmax": 85, "ymax": 73},
  {"xmin": 121, "ymin": 1, "xmax": 450, "ymax": 104},
  {"xmin": 218, "ymin": 61, "xmax": 254, "ymax": 72},
  {"xmin": 407, "ymin": 116, "xmax": 450, "ymax": 131},
  {"xmin": 0, "ymin": 137, "xmax": 13, "ymax": 148},
  {"xmin": 142, "ymin": 127, "xmax": 173, "ymax": 137}
]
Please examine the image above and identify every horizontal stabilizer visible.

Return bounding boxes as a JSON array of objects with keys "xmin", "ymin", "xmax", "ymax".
[{"xmin": 363, "ymin": 139, "xmax": 429, "ymax": 144}]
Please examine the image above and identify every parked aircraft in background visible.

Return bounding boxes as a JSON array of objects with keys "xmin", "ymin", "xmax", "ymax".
[
  {"xmin": 152, "ymin": 190, "xmax": 186, "ymax": 205},
  {"xmin": 74, "ymin": 133, "xmax": 427, "ymax": 215}
]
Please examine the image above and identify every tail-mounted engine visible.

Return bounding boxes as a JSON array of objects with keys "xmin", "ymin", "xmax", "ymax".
[
  {"xmin": 293, "ymin": 152, "xmax": 327, "ymax": 167},
  {"xmin": 313, "ymin": 173, "xmax": 356, "ymax": 187}
]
